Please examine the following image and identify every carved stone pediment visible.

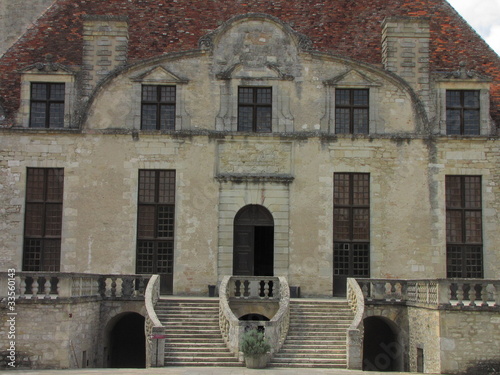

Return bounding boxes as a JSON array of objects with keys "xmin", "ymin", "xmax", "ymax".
[
  {"xmin": 131, "ymin": 66, "xmax": 188, "ymax": 84},
  {"xmin": 324, "ymin": 69, "xmax": 381, "ymax": 87},
  {"xmin": 437, "ymin": 62, "xmax": 492, "ymax": 82}
]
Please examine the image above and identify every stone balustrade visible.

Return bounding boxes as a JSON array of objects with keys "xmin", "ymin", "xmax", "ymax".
[
  {"xmin": 356, "ymin": 278, "xmax": 500, "ymax": 309},
  {"xmin": 0, "ymin": 272, "xmax": 151, "ymax": 300},
  {"xmin": 346, "ymin": 278, "xmax": 364, "ymax": 369},
  {"xmin": 219, "ymin": 275, "xmax": 290, "ymax": 360},
  {"xmin": 227, "ymin": 276, "xmax": 278, "ymax": 300},
  {"xmin": 144, "ymin": 275, "xmax": 165, "ymax": 367}
]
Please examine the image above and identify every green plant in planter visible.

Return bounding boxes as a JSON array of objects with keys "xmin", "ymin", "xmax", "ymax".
[{"xmin": 240, "ymin": 328, "xmax": 271, "ymax": 369}]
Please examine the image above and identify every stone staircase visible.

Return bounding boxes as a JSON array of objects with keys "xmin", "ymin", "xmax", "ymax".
[
  {"xmin": 269, "ymin": 299, "xmax": 353, "ymax": 368},
  {"xmin": 155, "ymin": 298, "xmax": 243, "ymax": 366}
]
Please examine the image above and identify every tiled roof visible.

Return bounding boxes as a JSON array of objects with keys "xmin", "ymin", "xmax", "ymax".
[{"xmin": 1, "ymin": 0, "xmax": 499, "ymax": 124}]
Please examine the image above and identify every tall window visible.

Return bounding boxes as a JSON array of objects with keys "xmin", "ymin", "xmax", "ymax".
[
  {"xmin": 136, "ymin": 170, "xmax": 175, "ymax": 293},
  {"xmin": 23, "ymin": 168, "xmax": 64, "ymax": 271},
  {"xmin": 446, "ymin": 176, "xmax": 483, "ymax": 278},
  {"xmin": 238, "ymin": 87, "xmax": 272, "ymax": 132},
  {"xmin": 446, "ymin": 90, "xmax": 480, "ymax": 135},
  {"xmin": 335, "ymin": 89, "xmax": 369, "ymax": 134},
  {"xmin": 141, "ymin": 85, "xmax": 176, "ymax": 130},
  {"xmin": 30, "ymin": 83, "xmax": 65, "ymax": 128},
  {"xmin": 333, "ymin": 173, "xmax": 370, "ymax": 280}
]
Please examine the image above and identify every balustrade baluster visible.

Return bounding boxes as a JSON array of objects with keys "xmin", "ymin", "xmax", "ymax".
[
  {"xmin": 42, "ymin": 277, "xmax": 51, "ymax": 299},
  {"xmin": 469, "ymin": 284, "xmax": 477, "ymax": 307},
  {"xmin": 32, "ymin": 277, "xmax": 39, "ymax": 299},
  {"xmin": 456, "ymin": 283, "xmax": 464, "ymax": 306},
  {"xmin": 243, "ymin": 280, "xmax": 250, "ymax": 298},
  {"xmin": 111, "ymin": 277, "xmax": 117, "ymax": 298},
  {"xmin": 481, "ymin": 283, "xmax": 489, "ymax": 307},
  {"xmin": 234, "ymin": 279, "xmax": 241, "ymax": 298},
  {"xmin": 494, "ymin": 283, "xmax": 500, "ymax": 307},
  {"xmin": 263, "ymin": 280, "xmax": 270, "ymax": 299}
]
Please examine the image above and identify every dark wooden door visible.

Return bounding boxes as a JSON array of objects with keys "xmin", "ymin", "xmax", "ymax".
[{"xmin": 233, "ymin": 225, "xmax": 254, "ymax": 276}]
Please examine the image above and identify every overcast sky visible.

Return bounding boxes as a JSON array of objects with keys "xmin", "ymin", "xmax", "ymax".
[{"xmin": 447, "ymin": 0, "xmax": 500, "ymax": 56}]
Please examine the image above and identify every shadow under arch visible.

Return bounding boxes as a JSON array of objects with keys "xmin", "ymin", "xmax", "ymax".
[
  {"xmin": 105, "ymin": 312, "xmax": 146, "ymax": 368},
  {"xmin": 363, "ymin": 315, "xmax": 405, "ymax": 372}
]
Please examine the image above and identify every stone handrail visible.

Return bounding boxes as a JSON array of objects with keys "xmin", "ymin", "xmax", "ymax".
[
  {"xmin": 219, "ymin": 275, "xmax": 241, "ymax": 357},
  {"xmin": 356, "ymin": 278, "xmax": 500, "ymax": 309},
  {"xmin": 144, "ymin": 275, "xmax": 165, "ymax": 368},
  {"xmin": 346, "ymin": 278, "xmax": 364, "ymax": 370},
  {"xmin": 227, "ymin": 276, "xmax": 278, "ymax": 300},
  {"xmin": 263, "ymin": 276, "xmax": 290, "ymax": 354},
  {"xmin": 219, "ymin": 275, "xmax": 290, "ymax": 360},
  {"xmin": 0, "ymin": 272, "xmax": 151, "ymax": 300}
]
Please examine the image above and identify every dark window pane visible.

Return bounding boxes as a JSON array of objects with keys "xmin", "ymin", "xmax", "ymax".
[
  {"xmin": 238, "ymin": 88, "xmax": 254, "ymax": 104},
  {"xmin": 49, "ymin": 103, "xmax": 64, "ymax": 128},
  {"xmin": 464, "ymin": 91, "xmax": 479, "ymax": 108},
  {"xmin": 446, "ymin": 91, "xmax": 461, "ymax": 107},
  {"xmin": 446, "ymin": 110, "xmax": 461, "ymax": 134},
  {"xmin": 157, "ymin": 206, "xmax": 174, "ymax": 238},
  {"xmin": 31, "ymin": 83, "xmax": 48, "ymax": 100},
  {"xmin": 335, "ymin": 89, "xmax": 350, "ymax": 106},
  {"xmin": 158, "ymin": 170, "xmax": 175, "ymax": 204},
  {"xmin": 353, "ymin": 109, "xmax": 368, "ymax": 134},
  {"xmin": 238, "ymin": 106, "xmax": 253, "ymax": 132},
  {"xmin": 137, "ymin": 205, "xmax": 155, "ymax": 238},
  {"xmin": 50, "ymin": 84, "xmax": 65, "ymax": 101},
  {"xmin": 446, "ymin": 210, "xmax": 463, "ymax": 243},
  {"xmin": 25, "ymin": 204, "xmax": 44, "ymax": 237},
  {"xmin": 142, "ymin": 86, "xmax": 157, "ymax": 102},
  {"xmin": 333, "ymin": 208, "xmax": 350, "ymax": 240},
  {"xmin": 142, "ymin": 105, "xmax": 157, "ymax": 130},
  {"xmin": 30, "ymin": 102, "xmax": 47, "ymax": 128},
  {"xmin": 464, "ymin": 110, "xmax": 480, "ymax": 135},
  {"xmin": 138, "ymin": 170, "xmax": 156, "ymax": 203},
  {"xmin": 256, "ymin": 107, "xmax": 272, "ymax": 132},
  {"xmin": 160, "ymin": 86, "xmax": 176, "ymax": 103},
  {"xmin": 335, "ymin": 108, "xmax": 350, "ymax": 134},
  {"xmin": 256, "ymin": 88, "xmax": 272, "ymax": 104},
  {"xmin": 160, "ymin": 104, "xmax": 175, "ymax": 130}
]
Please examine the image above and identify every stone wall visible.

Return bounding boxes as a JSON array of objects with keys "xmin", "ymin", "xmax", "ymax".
[
  {"xmin": 440, "ymin": 310, "xmax": 500, "ymax": 374},
  {"xmin": 0, "ymin": 299, "xmax": 100, "ymax": 369},
  {"xmin": 0, "ymin": 298, "xmax": 146, "ymax": 369},
  {"xmin": 407, "ymin": 307, "xmax": 441, "ymax": 373}
]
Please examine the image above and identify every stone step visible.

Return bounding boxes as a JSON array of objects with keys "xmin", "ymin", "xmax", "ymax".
[
  {"xmin": 164, "ymin": 356, "xmax": 240, "ymax": 363},
  {"xmin": 163, "ymin": 330, "xmax": 222, "ymax": 335},
  {"xmin": 165, "ymin": 350, "xmax": 236, "ymax": 356},
  {"xmin": 165, "ymin": 361, "xmax": 244, "ymax": 367}
]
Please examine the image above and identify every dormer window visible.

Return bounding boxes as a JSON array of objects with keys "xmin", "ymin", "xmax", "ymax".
[
  {"xmin": 446, "ymin": 90, "xmax": 480, "ymax": 135},
  {"xmin": 238, "ymin": 87, "xmax": 272, "ymax": 132},
  {"xmin": 141, "ymin": 85, "xmax": 176, "ymax": 130},
  {"xmin": 29, "ymin": 83, "xmax": 65, "ymax": 128},
  {"xmin": 335, "ymin": 88, "xmax": 369, "ymax": 134}
]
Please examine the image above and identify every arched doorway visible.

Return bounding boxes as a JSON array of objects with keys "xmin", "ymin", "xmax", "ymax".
[
  {"xmin": 109, "ymin": 313, "xmax": 146, "ymax": 368},
  {"xmin": 233, "ymin": 205, "xmax": 274, "ymax": 276},
  {"xmin": 363, "ymin": 316, "xmax": 404, "ymax": 372}
]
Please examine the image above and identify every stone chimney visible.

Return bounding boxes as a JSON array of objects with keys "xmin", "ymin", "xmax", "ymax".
[
  {"xmin": 82, "ymin": 15, "xmax": 129, "ymax": 98},
  {"xmin": 382, "ymin": 17, "xmax": 431, "ymax": 112}
]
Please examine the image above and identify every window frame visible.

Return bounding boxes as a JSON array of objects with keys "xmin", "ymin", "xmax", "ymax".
[
  {"xmin": 136, "ymin": 169, "xmax": 176, "ymax": 276},
  {"xmin": 445, "ymin": 90, "xmax": 480, "ymax": 135},
  {"xmin": 23, "ymin": 168, "xmax": 64, "ymax": 272},
  {"xmin": 140, "ymin": 84, "xmax": 177, "ymax": 130},
  {"xmin": 237, "ymin": 86, "xmax": 273, "ymax": 133},
  {"xmin": 29, "ymin": 82, "xmax": 66, "ymax": 128},
  {"xmin": 334, "ymin": 88, "xmax": 370, "ymax": 134},
  {"xmin": 333, "ymin": 172, "xmax": 371, "ymax": 278},
  {"xmin": 445, "ymin": 175, "xmax": 483, "ymax": 278}
]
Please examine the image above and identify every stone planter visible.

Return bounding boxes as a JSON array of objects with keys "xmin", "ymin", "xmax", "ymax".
[{"xmin": 244, "ymin": 354, "xmax": 269, "ymax": 369}]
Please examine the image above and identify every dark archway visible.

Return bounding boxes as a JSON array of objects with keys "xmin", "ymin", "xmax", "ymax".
[
  {"xmin": 239, "ymin": 313, "xmax": 270, "ymax": 321},
  {"xmin": 233, "ymin": 205, "xmax": 274, "ymax": 276},
  {"xmin": 363, "ymin": 316, "xmax": 404, "ymax": 372},
  {"xmin": 109, "ymin": 313, "xmax": 146, "ymax": 368}
]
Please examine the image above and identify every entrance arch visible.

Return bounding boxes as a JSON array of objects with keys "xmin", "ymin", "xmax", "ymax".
[
  {"xmin": 233, "ymin": 205, "xmax": 274, "ymax": 276},
  {"xmin": 108, "ymin": 313, "xmax": 146, "ymax": 368},
  {"xmin": 363, "ymin": 316, "xmax": 404, "ymax": 372}
]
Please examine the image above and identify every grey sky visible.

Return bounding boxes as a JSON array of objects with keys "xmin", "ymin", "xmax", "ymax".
[{"xmin": 447, "ymin": 0, "xmax": 500, "ymax": 56}]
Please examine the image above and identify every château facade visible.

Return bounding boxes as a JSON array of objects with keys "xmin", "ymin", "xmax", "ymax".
[{"xmin": 0, "ymin": 0, "xmax": 499, "ymax": 373}]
